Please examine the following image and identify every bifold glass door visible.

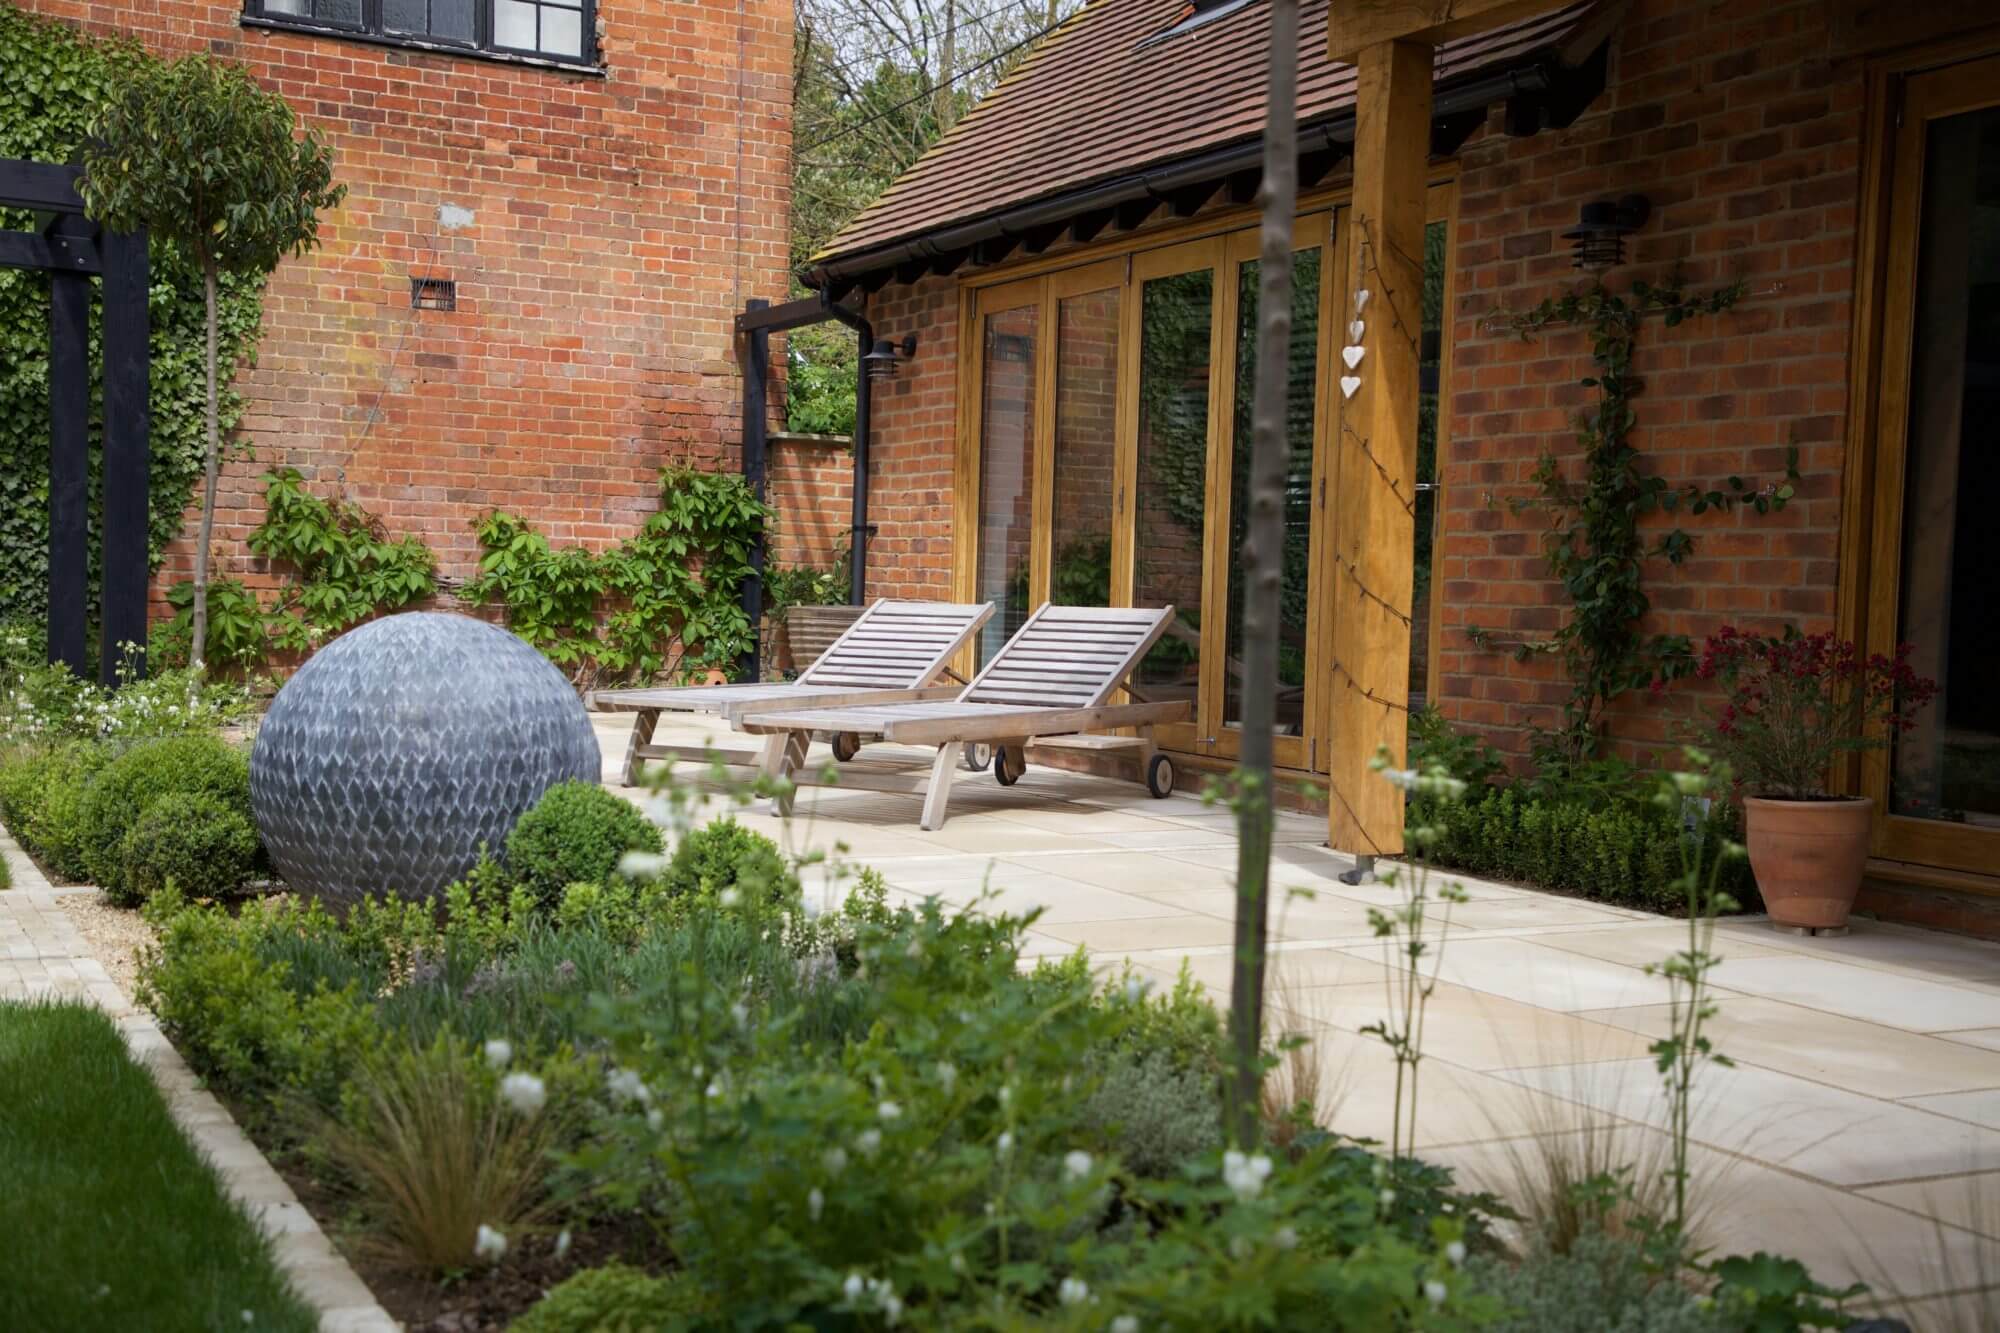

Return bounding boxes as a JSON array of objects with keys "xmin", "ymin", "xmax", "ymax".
[{"xmin": 1863, "ymin": 55, "xmax": 2000, "ymax": 875}]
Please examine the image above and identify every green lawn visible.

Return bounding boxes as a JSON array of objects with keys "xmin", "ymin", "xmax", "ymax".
[{"xmin": 0, "ymin": 999, "xmax": 318, "ymax": 1332}]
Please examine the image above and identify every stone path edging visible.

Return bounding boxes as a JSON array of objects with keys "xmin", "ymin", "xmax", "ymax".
[{"xmin": 0, "ymin": 822, "xmax": 397, "ymax": 1332}]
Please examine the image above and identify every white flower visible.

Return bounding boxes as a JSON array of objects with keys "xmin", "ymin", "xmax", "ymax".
[
  {"xmin": 856, "ymin": 1128, "xmax": 882, "ymax": 1157},
  {"xmin": 1273, "ymin": 1225, "xmax": 1299, "ymax": 1251},
  {"xmin": 1424, "ymin": 1280, "xmax": 1447, "ymax": 1308},
  {"xmin": 474, "ymin": 1224, "xmax": 508, "ymax": 1263},
  {"xmin": 240, "ymin": 1312, "xmax": 254, "ymax": 1325},
  {"xmin": 646, "ymin": 1107, "xmax": 664, "ymax": 1131},
  {"xmin": 823, "ymin": 1146, "xmax": 849, "ymax": 1175},
  {"xmin": 996, "ymin": 1131, "xmax": 1014, "ymax": 1158},
  {"xmin": 1063, "ymin": 1150, "xmax": 1093, "ymax": 1181},
  {"xmin": 1378, "ymin": 1188, "xmax": 1397, "ymax": 1209},
  {"xmin": 1445, "ymin": 1240, "xmax": 1466, "ymax": 1267},
  {"xmin": 843, "ymin": 1273, "xmax": 865, "ymax": 1301},
  {"xmin": 1223, "ymin": 1150, "xmax": 1273, "ymax": 1202},
  {"xmin": 881, "ymin": 1293, "xmax": 903, "ymax": 1325},
  {"xmin": 808, "ymin": 1187, "xmax": 825, "ymax": 1221},
  {"xmin": 1229, "ymin": 1236, "xmax": 1253, "ymax": 1259},
  {"xmin": 731, "ymin": 1002, "xmax": 750, "ymax": 1027},
  {"xmin": 998, "ymin": 1084, "xmax": 1012, "ymax": 1106},
  {"xmin": 554, "ymin": 1229, "xmax": 572, "ymax": 1260},
  {"xmin": 618, "ymin": 851, "xmax": 667, "ymax": 878},
  {"xmin": 878, "ymin": 1100, "xmax": 902, "ymax": 1122},
  {"xmin": 1112, "ymin": 1318, "xmax": 1140, "ymax": 1333},
  {"xmin": 1124, "ymin": 975, "xmax": 1152, "ymax": 1003},
  {"xmin": 705, "ymin": 1081, "xmax": 722, "ymax": 1099},
  {"xmin": 1058, "ymin": 1277, "xmax": 1090, "ymax": 1307},
  {"xmin": 719, "ymin": 887, "xmax": 741, "ymax": 908},
  {"xmin": 935, "ymin": 1062, "xmax": 957, "ymax": 1093},
  {"xmin": 605, "ymin": 1067, "xmax": 652, "ymax": 1106},
  {"xmin": 949, "ymin": 1253, "xmax": 967, "ymax": 1275},
  {"xmin": 499, "ymin": 1072, "xmax": 546, "ymax": 1116},
  {"xmin": 483, "ymin": 1039, "xmax": 513, "ymax": 1069}
]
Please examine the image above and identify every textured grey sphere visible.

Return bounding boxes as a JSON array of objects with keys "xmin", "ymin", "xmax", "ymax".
[{"xmin": 250, "ymin": 612, "xmax": 602, "ymax": 906}]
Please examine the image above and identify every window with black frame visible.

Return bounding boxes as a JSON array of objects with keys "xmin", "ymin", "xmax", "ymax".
[{"xmin": 248, "ymin": 0, "xmax": 592, "ymax": 65}]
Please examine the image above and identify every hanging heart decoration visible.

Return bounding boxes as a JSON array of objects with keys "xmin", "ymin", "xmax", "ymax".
[
  {"xmin": 1354, "ymin": 288, "xmax": 1372, "ymax": 312},
  {"xmin": 1339, "ymin": 375, "xmax": 1362, "ymax": 399},
  {"xmin": 1341, "ymin": 345, "xmax": 1366, "ymax": 369},
  {"xmin": 1348, "ymin": 319, "xmax": 1365, "ymax": 342}
]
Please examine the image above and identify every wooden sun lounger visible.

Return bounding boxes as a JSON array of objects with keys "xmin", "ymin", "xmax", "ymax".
[
  {"xmin": 587, "ymin": 599, "xmax": 994, "ymax": 784},
  {"xmin": 737, "ymin": 604, "xmax": 1189, "ymax": 829}
]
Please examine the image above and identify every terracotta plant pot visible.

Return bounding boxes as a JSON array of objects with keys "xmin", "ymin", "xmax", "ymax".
[{"xmin": 1743, "ymin": 796, "xmax": 1874, "ymax": 930}]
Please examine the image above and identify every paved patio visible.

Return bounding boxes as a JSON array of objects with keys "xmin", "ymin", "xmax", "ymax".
[{"xmin": 606, "ymin": 710, "xmax": 2000, "ymax": 1314}]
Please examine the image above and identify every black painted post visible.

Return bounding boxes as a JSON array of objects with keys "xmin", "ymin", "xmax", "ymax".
[
  {"xmin": 739, "ymin": 298, "xmax": 770, "ymax": 683},
  {"xmin": 848, "ymin": 325, "xmax": 871, "ymax": 607},
  {"xmin": 48, "ymin": 272, "xmax": 90, "ymax": 677},
  {"xmin": 99, "ymin": 229, "xmax": 150, "ymax": 684}
]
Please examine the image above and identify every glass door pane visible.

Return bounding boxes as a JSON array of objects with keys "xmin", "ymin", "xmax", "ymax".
[
  {"xmin": 1131, "ymin": 268, "xmax": 1215, "ymax": 725},
  {"xmin": 1890, "ymin": 102, "xmax": 2000, "ymax": 832},
  {"xmin": 1222, "ymin": 245, "xmax": 1322, "ymax": 747},
  {"xmin": 1411, "ymin": 219, "xmax": 1448, "ymax": 711},
  {"xmin": 975, "ymin": 304, "xmax": 1039, "ymax": 664},
  {"xmin": 1050, "ymin": 286, "xmax": 1120, "ymax": 607}
]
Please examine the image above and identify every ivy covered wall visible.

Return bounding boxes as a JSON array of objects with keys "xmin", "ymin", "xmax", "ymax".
[{"xmin": 0, "ymin": 3, "xmax": 263, "ymax": 627}]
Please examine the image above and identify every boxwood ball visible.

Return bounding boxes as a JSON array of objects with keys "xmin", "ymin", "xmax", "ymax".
[{"xmin": 250, "ymin": 612, "xmax": 602, "ymax": 905}]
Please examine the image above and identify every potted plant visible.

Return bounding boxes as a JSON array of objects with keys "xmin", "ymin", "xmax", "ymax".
[{"xmin": 1694, "ymin": 626, "xmax": 1937, "ymax": 930}]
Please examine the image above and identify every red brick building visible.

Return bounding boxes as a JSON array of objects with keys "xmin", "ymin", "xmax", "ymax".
[
  {"xmin": 23, "ymin": 0, "xmax": 812, "ymax": 593},
  {"xmin": 806, "ymin": 0, "xmax": 2000, "ymax": 922}
]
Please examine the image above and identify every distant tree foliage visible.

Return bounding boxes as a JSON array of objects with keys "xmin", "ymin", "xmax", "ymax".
[{"xmin": 787, "ymin": 1, "xmax": 1086, "ymax": 431}]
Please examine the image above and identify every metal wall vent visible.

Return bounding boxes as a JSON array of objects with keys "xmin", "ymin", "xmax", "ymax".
[{"xmin": 410, "ymin": 276, "xmax": 457, "ymax": 311}]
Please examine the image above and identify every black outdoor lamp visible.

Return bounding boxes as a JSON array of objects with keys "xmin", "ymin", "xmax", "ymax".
[
  {"xmin": 1562, "ymin": 194, "xmax": 1651, "ymax": 270},
  {"xmin": 862, "ymin": 333, "xmax": 918, "ymax": 380}
]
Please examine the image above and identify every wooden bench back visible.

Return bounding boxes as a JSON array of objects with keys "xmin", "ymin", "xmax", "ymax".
[
  {"xmin": 796, "ymin": 600, "xmax": 994, "ymax": 690},
  {"xmin": 959, "ymin": 604, "xmax": 1175, "ymax": 709}
]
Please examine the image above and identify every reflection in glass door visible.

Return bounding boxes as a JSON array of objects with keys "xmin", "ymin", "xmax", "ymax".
[
  {"xmin": 1220, "ymin": 237, "xmax": 1324, "ymax": 769},
  {"xmin": 1129, "ymin": 246, "xmax": 1219, "ymax": 754},
  {"xmin": 1050, "ymin": 282, "xmax": 1121, "ymax": 607},
  {"xmin": 973, "ymin": 298, "xmax": 1038, "ymax": 665},
  {"xmin": 1868, "ymin": 58, "xmax": 2000, "ymax": 874}
]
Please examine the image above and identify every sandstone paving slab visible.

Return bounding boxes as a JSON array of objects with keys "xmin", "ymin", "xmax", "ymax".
[
  {"xmin": 1291, "ymin": 979, "xmax": 1656, "ymax": 1072},
  {"xmin": 1539, "ymin": 922, "xmax": 1789, "ymax": 969},
  {"xmin": 1137, "ymin": 945, "xmax": 1387, "ymax": 994},
  {"xmin": 1717, "ymin": 918, "xmax": 2000, "ymax": 990},
  {"xmin": 1904, "ymin": 1090, "xmax": 2000, "ymax": 1132},
  {"xmin": 1495, "ymin": 1057, "xmax": 2000, "ymax": 1187},
  {"xmin": 1036, "ymin": 913, "xmax": 1244, "ymax": 951},
  {"xmin": 1344, "ymin": 936, "xmax": 1682, "ymax": 1012},
  {"xmin": 1579, "ymin": 996, "xmax": 2000, "ymax": 1100},
  {"xmin": 996, "ymin": 849, "xmax": 1228, "ymax": 895},
  {"xmin": 1703, "ymin": 954, "xmax": 2000, "ymax": 1032},
  {"xmin": 1860, "ymin": 1173, "xmax": 2000, "ymax": 1241}
]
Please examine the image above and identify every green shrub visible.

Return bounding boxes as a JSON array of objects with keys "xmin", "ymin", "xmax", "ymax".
[
  {"xmin": 1076, "ymin": 1047, "xmax": 1221, "ymax": 1179},
  {"xmin": 505, "ymin": 781, "xmax": 662, "ymax": 909},
  {"xmin": 116, "ymin": 791, "xmax": 260, "ymax": 906},
  {"xmin": 1466, "ymin": 1233, "xmax": 1731, "ymax": 1332},
  {"xmin": 660, "ymin": 816, "xmax": 793, "ymax": 903},
  {"xmin": 77, "ymin": 734, "xmax": 253, "ymax": 892},
  {"xmin": 512, "ymin": 1264, "xmax": 703, "ymax": 1333},
  {"xmin": 0, "ymin": 741, "xmax": 108, "ymax": 880}
]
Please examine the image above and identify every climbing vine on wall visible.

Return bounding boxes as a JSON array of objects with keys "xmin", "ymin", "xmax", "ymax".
[
  {"xmin": 0, "ymin": 4, "xmax": 265, "ymax": 624},
  {"xmin": 1468, "ymin": 275, "xmax": 1801, "ymax": 763},
  {"xmin": 463, "ymin": 466, "xmax": 771, "ymax": 689}
]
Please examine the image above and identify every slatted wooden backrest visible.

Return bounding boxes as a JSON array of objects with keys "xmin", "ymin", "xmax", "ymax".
[
  {"xmin": 959, "ymin": 604, "xmax": 1176, "ymax": 709},
  {"xmin": 796, "ymin": 600, "xmax": 996, "ymax": 690}
]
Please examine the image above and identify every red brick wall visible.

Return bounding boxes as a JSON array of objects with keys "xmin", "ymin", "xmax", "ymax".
[
  {"xmin": 1442, "ymin": 0, "xmax": 1856, "ymax": 764},
  {"xmin": 767, "ymin": 435, "xmax": 852, "ymax": 568},
  {"xmin": 853, "ymin": 0, "xmax": 1864, "ymax": 774},
  {"xmin": 22, "ymin": 0, "xmax": 795, "ymax": 605}
]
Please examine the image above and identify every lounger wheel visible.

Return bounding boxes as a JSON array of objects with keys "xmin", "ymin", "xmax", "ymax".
[
  {"xmin": 831, "ymin": 731, "xmax": 861, "ymax": 762},
  {"xmin": 961, "ymin": 742, "xmax": 993, "ymax": 772},
  {"xmin": 993, "ymin": 744, "xmax": 1027, "ymax": 787},
  {"xmin": 1146, "ymin": 753, "xmax": 1175, "ymax": 799}
]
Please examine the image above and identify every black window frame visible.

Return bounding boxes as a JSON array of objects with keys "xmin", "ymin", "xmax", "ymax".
[{"xmin": 243, "ymin": 0, "xmax": 600, "ymax": 72}]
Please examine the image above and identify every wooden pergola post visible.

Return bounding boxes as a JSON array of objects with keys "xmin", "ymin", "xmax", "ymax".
[{"xmin": 1327, "ymin": 2, "xmax": 1569, "ymax": 865}]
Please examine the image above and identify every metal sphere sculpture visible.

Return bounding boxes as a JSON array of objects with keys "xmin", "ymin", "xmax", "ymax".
[{"xmin": 250, "ymin": 612, "xmax": 602, "ymax": 906}]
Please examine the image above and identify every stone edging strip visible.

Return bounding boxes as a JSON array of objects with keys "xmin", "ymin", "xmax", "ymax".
[{"xmin": 0, "ymin": 822, "xmax": 397, "ymax": 1332}]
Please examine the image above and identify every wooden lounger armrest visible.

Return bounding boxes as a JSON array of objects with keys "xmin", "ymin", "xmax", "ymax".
[
  {"xmin": 715, "ymin": 684, "xmax": 961, "ymax": 723},
  {"xmin": 883, "ymin": 700, "xmax": 1189, "ymax": 747}
]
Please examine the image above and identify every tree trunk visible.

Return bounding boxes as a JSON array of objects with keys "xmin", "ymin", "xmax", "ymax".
[
  {"xmin": 936, "ymin": 0, "xmax": 958, "ymax": 133},
  {"xmin": 1225, "ymin": 0, "xmax": 1300, "ymax": 1149},
  {"xmin": 192, "ymin": 252, "xmax": 221, "ymax": 676}
]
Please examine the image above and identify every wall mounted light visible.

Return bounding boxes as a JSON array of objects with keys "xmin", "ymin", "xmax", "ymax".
[
  {"xmin": 862, "ymin": 333, "xmax": 918, "ymax": 380},
  {"xmin": 1562, "ymin": 195, "xmax": 1651, "ymax": 270}
]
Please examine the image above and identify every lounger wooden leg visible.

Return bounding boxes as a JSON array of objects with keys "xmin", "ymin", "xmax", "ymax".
[
  {"xmin": 623, "ymin": 709, "xmax": 658, "ymax": 787},
  {"xmin": 770, "ymin": 730, "xmax": 811, "ymax": 817},
  {"xmin": 921, "ymin": 741, "xmax": 964, "ymax": 831}
]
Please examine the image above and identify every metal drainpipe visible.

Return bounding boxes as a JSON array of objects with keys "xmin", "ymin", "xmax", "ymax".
[{"xmin": 824, "ymin": 301, "xmax": 875, "ymax": 606}]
